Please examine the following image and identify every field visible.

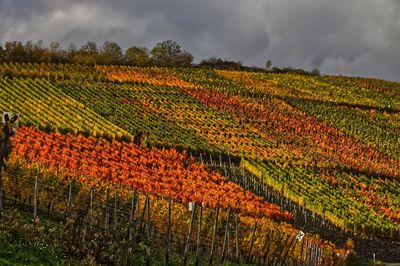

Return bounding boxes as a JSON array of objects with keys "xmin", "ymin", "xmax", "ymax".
[{"xmin": 0, "ymin": 62, "xmax": 399, "ymax": 264}]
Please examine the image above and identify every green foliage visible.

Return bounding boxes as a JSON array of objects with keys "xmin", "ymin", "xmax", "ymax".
[
  {"xmin": 310, "ymin": 68, "xmax": 320, "ymax": 76},
  {"xmin": 367, "ymin": 260, "xmax": 385, "ymax": 266},
  {"xmin": 151, "ymin": 40, "xmax": 193, "ymax": 67},
  {"xmin": 124, "ymin": 46, "xmax": 151, "ymax": 66},
  {"xmin": 198, "ymin": 57, "xmax": 243, "ymax": 70},
  {"xmin": 98, "ymin": 41, "xmax": 123, "ymax": 65},
  {"xmin": 265, "ymin": 60, "xmax": 272, "ymax": 70},
  {"xmin": 58, "ymin": 81, "xmax": 214, "ymax": 152},
  {"xmin": 0, "ymin": 77, "xmax": 130, "ymax": 140},
  {"xmin": 0, "ymin": 211, "xmax": 70, "ymax": 265},
  {"xmin": 344, "ymin": 251, "xmax": 361, "ymax": 266}
]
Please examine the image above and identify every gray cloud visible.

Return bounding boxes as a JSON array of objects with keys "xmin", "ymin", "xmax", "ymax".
[{"xmin": 0, "ymin": 0, "xmax": 399, "ymax": 81}]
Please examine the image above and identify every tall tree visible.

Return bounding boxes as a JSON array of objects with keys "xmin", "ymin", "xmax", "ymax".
[
  {"xmin": 4, "ymin": 41, "xmax": 27, "ymax": 62},
  {"xmin": 66, "ymin": 43, "xmax": 78, "ymax": 61},
  {"xmin": 32, "ymin": 40, "xmax": 47, "ymax": 62},
  {"xmin": 71, "ymin": 41, "xmax": 99, "ymax": 64},
  {"xmin": 80, "ymin": 41, "xmax": 98, "ymax": 55},
  {"xmin": 49, "ymin": 42, "xmax": 66, "ymax": 63},
  {"xmin": 124, "ymin": 46, "xmax": 150, "ymax": 66},
  {"xmin": 265, "ymin": 59, "xmax": 272, "ymax": 70},
  {"xmin": 175, "ymin": 51, "xmax": 193, "ymax": 67},
  {"xmin": 151, "ymin": 40, "xmax": 193, "ymax": 67},
  {"xmin": 23, "ymin": 41, "xmax": 35, "ymax": 62},
  {"xmin": 98, "ymin": 41, "xmax": 123, "ymax": 65},
  {"xmin": 0, "ymin": 45, "xmax": 5, "ymax": 62}
]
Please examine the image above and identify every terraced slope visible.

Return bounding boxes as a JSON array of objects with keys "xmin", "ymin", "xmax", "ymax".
[{"xmin": 0, "ymin": 63, "xmax": 399, "ymax": 240}]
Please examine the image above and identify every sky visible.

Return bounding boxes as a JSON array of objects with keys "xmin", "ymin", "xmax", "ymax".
[{"xmin": 1, "ymin": 0, "xmax": 400, "ymax": 81}]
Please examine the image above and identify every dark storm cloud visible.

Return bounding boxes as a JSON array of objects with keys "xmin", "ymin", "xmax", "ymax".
[{"xmin": 0, "ymin": 0, "xmax": 399, "ymax": 81}]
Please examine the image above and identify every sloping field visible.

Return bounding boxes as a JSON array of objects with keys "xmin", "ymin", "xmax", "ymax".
[{"xmin": 1, "ymin": 63, "xmax": 400, "ymax": 262}]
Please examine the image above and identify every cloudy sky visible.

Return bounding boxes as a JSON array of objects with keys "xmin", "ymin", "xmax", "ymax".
[{"xmin": 1, "ymin": 0, "xmax": 399, "ymax": 81}]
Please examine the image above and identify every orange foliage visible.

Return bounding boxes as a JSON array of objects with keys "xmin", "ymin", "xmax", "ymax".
[{"xmin": 10, "ymin": 126, "xmax": 292, "ymax": 221}]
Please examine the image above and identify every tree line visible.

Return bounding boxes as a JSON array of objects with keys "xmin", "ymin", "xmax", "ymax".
[
  {"xmin": 0, "ymin": 39, "xmax": 247, "ymax": 69},
  {"xmin": 0, "ymin": 39, "xmax": 320, "ymax": 75},
  {"xmin": 0, "ymin": 40, "xmax": 193, "ymax": 67}
]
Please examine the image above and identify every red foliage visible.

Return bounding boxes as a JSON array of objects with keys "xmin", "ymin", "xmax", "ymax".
[{"xmin": 11, "ymin": 126, "xmax": 292, "ymax": 221}]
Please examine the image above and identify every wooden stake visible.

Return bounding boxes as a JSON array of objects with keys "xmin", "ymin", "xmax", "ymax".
[
  {"xmin": 128, "ymin": 191, "xmax": 137, "ymax": 241},
  {"xmin": 235, "ymin": 214, "xmax": 240, "ymax": 262},
  {"xmin": 300, "ymin": 236, "xmax": 305, "ymax": 264},
  {"xmin": 0, "ymin": 187, "xmax": 3, "ymax": 220},
  {"xmin": 90, "ymin": 188, "xmax": 93, "ymax": 216},
  {"xmin": 66, "ymin": 182, "xmax": 73, "ymax": 220},
  {"xmin": 304, "ymin": 239, "xmax": 309, "ymax": 265},
  {"xmin": 138, "ymin": 195, "xmax": 147, "ymax": 232},
  {"xmin": 105, "ymin": 188, "xmax": 110, "ymax": 232},
  {"xmin": 221, "ymin": 208, "xmax": 231, "ymax": 263},
  {"xmin": 113, "ymin": 190, "xmax": 118, "ymax": 231},
  {"xmin": 145, "ymin": 196, "xmax": 151, "ymax": 237},
  {"xmin": 209, "ymin": 206, "xmax": 219, "ymax": 265},
  {"xmin": 82, "ymin": 188, "xmax": 93, "ymax": 243},
  {"xmin": 262, "ymin": 230, "xmax": 274, "ymax": 266},
  {"xmin": 257, "ymin": 229, "xmax": 270, "ymax": 265},
  {"xmin": 127, "ymin": 191, "xmax": 137, "ymax": 264},
  {"xmin": 246, "ymin": 222, "xmax": 257, "ymax": 264},
  {"xmin": 195, "ymin": 204, "xmax": 203, "ymax": 266},
  {"xmin": 268, "ymin": 231, "xmax": 283, "ymax": 265},
  {"xmin": 307, "ymin": 242, "xmax": 313, "ymax": 266},
  {"xmin": 227, "ymin": 217, "xmax": 231, "ymax": 260},
  {"xmin": 315, "ymin": 246, "xmax": 320, "ymax": 266},
  {"xmin": 281, "ymin": 236, "xmax": 298, "ymax": 266},
  {"xmin": 33, "ymin": 175, "xmax": 39, "ymax": 220},
  {"xmin": 183, "ymin": 201, "xmax": 196, "ymax": 265},
  {"xmin": 275, "ymin": 234, "xmax": 292, "ymax": 265},
  {"xmin": 310, "ymin": 242, "xmax": 315, "ymax": 266},
  {"xmin": 165, "ymin": 197, "xmax": 171, "ymax": 265}
]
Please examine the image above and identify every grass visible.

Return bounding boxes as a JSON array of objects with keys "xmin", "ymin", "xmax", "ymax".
[
  {"xmin": 0, "ymin": 208, "xmax": 252, "ymax": 266},
  {"xmin": 0, "ymin": 236, "xmax": 67, "ymax": 266}
]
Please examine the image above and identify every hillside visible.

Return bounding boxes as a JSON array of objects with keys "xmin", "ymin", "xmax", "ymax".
[{"xmin": 0, "ymin": 62, "xmax": 399, "ymax": 264}]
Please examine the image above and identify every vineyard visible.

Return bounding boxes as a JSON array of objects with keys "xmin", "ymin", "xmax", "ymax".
[{"xmin": 0, "ymin": 62, "xmax": 399, "ymax": 264}]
